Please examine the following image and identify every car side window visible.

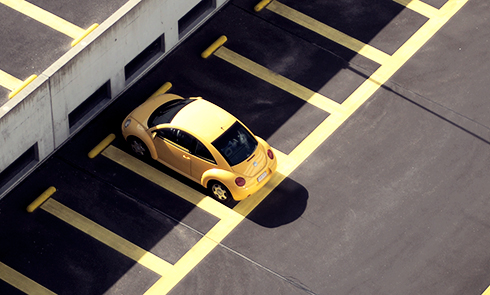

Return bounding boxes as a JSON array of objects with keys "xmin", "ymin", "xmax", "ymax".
[
  {"xmin": 195, "ymin": 141, "xmax": 216, "ymax": 164},
  {"xmin": 157, "ymin": 128, "xmax": 216, "ymax": 164},
  {"xmin": 158, "ymin": 128, "xmax": 193, "ymax": 152}
]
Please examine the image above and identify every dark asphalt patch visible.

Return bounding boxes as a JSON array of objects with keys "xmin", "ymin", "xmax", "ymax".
[
  {"xmin": 247, "ymin": 0, "xmax": 426, "ymax": 54},
  {"xmin": 232, "ymin": 0, "xmax": 427, "ymax": 70},
  {"xmin": 0, "ymin": 280, "xmax": 24, "ymax": 295},
  {"xmin": 56, "ymin": 135, "xmax": 219, "ymax": 235},
  {"xmin": 40, "ymin": 158, "xmax": 206, "ymax": 265},
  {"xmin": 265, "ymin": 101, "xmax": 327, "ymax": 155},
  {"xmin": 212, "ymin": 5, "xmax": 358, "ymax": 99},
  {"xmin": 0, "ymin": 184, "xmax": 160, "ymax": 295}
]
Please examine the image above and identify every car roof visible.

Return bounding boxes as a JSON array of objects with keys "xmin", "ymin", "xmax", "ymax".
[{"xmin": 171, "ymin": 98, "xmax": 236, "ymax": 143}]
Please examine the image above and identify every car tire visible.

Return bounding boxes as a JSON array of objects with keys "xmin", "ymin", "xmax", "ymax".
[
  {"xmin": 209, "ymin": 181, "xmax": 232, "ymax": 203},
  {"xmin": 128, "ymin": 137, "xmax": 149, "ymax": 158}
]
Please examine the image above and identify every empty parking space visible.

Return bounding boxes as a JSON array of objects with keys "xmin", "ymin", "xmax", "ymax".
[{"xmin": 0, "ymin": 155, "xmax": 214, "ymax": 294}]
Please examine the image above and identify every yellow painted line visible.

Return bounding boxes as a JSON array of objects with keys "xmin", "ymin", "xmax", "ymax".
[
  {"xmin": 101, "ymin": 145, "xmax": 251, "ymax": 294},
  {"xmin": 342, "ymin": 0, "xmax": 468, "ymax": 112},
  {"xmin": 0, "ymin": 0, "xmax": 84, "ymax": 39},
  {"xmin": 27, "ymin": 186, "xmax": 56, "ymax": 213},
  {"xmin": 0, "ymin": 262, "xmax": 56, "ymax": 295},
  {"xmin": 393, "ymin": 0, "xmax": 439, "ymax": 19},
  {"xmin": 483, "ymin": 284, "xmax": 490, "ymax": 295},
  {"xmin": 144, "ymin": 217, "xmax": 244, "ymax": 294},
  {"xmin": 214, "ymin": 46, "xmax": 343, "ymax": 114},
  {"xmin": 266, "ymin": 1, "xmax": 391, "ymax": 65},
  {"xmin": 101, "ymin": 144, "xmax": 291, "ymax": 295},
  {"xmin": 0, "ymin": 70, "xmax": 22, "ymax": 91},
  {"xmin": 88, "ymin": 133, "xmax": 116, "ymax": 158},
  {"xmin": 101, "ymin": 145, "xmax": 239, "ymax": 220},
  {"xmin": 40, "ymin": 198, "xmax": 173, "ymax": 275},
  {"xmin": 271, "ymin": 147, "xmax": 287, "ymax": 162},
  {"xmin": 145, "ymin": 156, "xmax": 292, "ymax": 294}
]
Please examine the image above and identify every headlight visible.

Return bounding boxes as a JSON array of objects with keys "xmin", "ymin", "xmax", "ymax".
[{"xmin": 124, "ymin": 119, "xmax": 131, "ymax": 128}]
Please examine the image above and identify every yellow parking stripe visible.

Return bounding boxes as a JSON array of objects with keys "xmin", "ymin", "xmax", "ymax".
[
  {"xmin": 343, "ymin": 0, "xmax": 468, "ymax": 112},
  {"xmin": 0, "ymin": 0, "xmax": 84, "ymax": 39},
  {"xmin": 214, "ymin": 46, "xmax": 343, "ymax": 114},
  {"xmin": 0, "ymin": 70, "xmax": 22, "ymax": 91},
  {"xmin": 99, "ymin": 145, "xmax": 249, "ymax": 294},
  {"xmin": 144, "ymin": 235, "xmax": 214, "ymax": 294},
  {"xmin": 393, "ymin": 0, "xmax": 440, "ymax": 19},
  {"xmin": 266, "ymin": 1, "xmax": 391, "ymax": 65},
  {"xmin": 40, "ymin": 198, "xmax": 173, "ymax": 276},
  {"xmin": 144, "ymin": 216, "xmax": 244, "ymax": 295},
  {"xmin": 0, "ymin": 262, "xmax": 56, "ymax": 295},
  {"xmin": 99, "ymin": 145, "xmax": 291, "ymax": 294},
  {"xmin": 101, "ymin": 145, "xmax": 241, "ymax": 221}
]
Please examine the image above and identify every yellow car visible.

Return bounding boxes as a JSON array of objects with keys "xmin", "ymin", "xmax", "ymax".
[{"xmin": 121, "ymin": 93, "xmax": 277, "ymax": 202}]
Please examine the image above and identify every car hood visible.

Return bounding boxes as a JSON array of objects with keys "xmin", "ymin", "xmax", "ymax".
[{"xmin": 230, "ymin": 143, "xmax": 267, "ymax": 177}]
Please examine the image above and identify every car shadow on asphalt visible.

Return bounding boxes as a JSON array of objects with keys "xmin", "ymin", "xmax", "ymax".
[{"xmin": 245, "ymin": 177, "xmax": 308, "ymax": 228}]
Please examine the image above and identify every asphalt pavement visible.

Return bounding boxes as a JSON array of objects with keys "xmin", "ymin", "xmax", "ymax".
[{"xmin": 2, "ymin": 0, "xmax": 490, "ymax": 294}]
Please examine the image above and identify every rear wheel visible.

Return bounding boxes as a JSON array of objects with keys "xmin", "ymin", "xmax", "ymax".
[
  {"xmin": 209, "ymin": 181, "xmax": 232, "ymax": 203},
  {"xmin": 128, "ymin": 137, "xmax": 149, "ymax": 158}
]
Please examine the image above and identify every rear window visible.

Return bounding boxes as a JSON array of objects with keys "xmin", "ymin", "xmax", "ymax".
[
  {"xmin": 212, "ymin": 121, "xmax": 257, "ymax": 166},
  {"xmin": 148, "ymin": 99, "xmax": 195, "ymax": 128}
]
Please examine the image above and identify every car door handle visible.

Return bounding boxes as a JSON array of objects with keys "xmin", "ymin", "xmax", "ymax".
[{"xmin": 182, "ymin": 155, "xmax": 190, "ymax": 160}]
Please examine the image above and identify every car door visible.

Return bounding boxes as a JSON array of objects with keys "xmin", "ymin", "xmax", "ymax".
[
  {"xmin": 153, "ymin": 127, "xmax": 192, "ymax": 176},
  {"xmin": 188, "ymin": 140, "xmax": 218, "ymax": 181}
]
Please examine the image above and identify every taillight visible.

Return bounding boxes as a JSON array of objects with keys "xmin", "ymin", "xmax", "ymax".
[
  {"xmin": 267, "ymin": 149, "xmax": 274, "ymax": 160},
  {"xmin": 235, "ymin": 177, "xmax": 246, "ymax": 187}
]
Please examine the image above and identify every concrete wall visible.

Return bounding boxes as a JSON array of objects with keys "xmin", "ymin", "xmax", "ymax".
[{"xmin": 0, "ymin": 0, "xmax": 228, "ymax": 198}]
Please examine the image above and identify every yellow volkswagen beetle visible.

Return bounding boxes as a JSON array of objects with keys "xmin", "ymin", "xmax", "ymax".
[{"xmin": 121, "ymin": 93, "xmax": 277, "ymax": 202}]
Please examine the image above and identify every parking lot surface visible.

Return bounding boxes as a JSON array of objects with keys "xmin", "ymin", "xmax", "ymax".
[{"xmin": 2, "ymin": 0, "xmax": 490, "ymax": 294}]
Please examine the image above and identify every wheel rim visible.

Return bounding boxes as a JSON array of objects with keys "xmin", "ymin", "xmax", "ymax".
[
  {"xmin": 130, "ymin": 140, "xmax": 146, "ymax": 156},
  {"xmin": 212, "ymin": 183, "xmax": 228, "ymax": 201}
]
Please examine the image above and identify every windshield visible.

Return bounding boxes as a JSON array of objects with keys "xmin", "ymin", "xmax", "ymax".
[
  {"xmin": 148, "ymin": 99, "xmax": 195, "ymax": 128},
  {"xmin": 212, "ymin": 121, "xmax": 258, "ymax": 166}
]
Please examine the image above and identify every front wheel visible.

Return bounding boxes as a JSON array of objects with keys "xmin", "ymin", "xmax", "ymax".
[
  {"xmin": 128, "ymin": 137, "xmax": 149, "ymax": 158},
  {"xmin": 209, "ymin": 181, "xmax": 232, "ymax": 203}
]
